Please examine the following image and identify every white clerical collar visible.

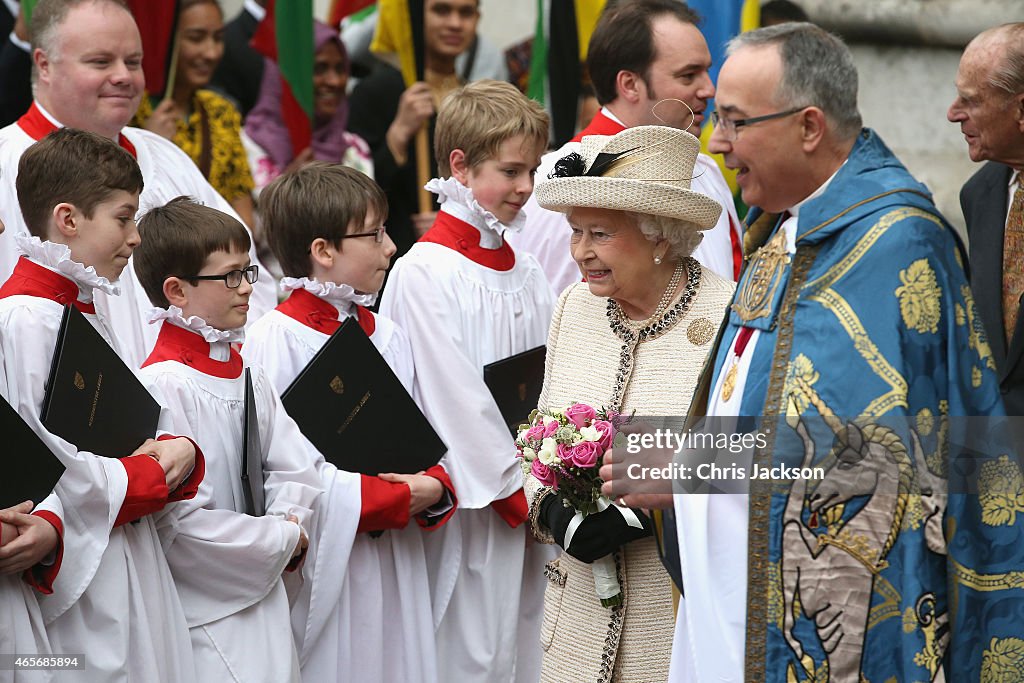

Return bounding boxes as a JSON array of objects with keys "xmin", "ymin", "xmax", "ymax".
[
  {"xmin": 600, "ymin": 107, "xmax": 626, "ymax": 127},
  {"xmin": 15, "ymin": 233, "xmax": 119, "ymax": 301},
  {"xmin": 244, "ymin": 0, "xmax": 266, "ymax": 22},
  {"xmin": 425, "ymin": 176, "xmax": 525, "ymax": 249},
  {"xmin": 148, "ymin": 306, "xmax": 242, "ymax": 360},
  {"xmin": 280, "ymin": 277, "xmax": 376, "ymax": 317},
  {"xmin": 776, "ymin": 162, "xmax": 845, "ymax": 253}
]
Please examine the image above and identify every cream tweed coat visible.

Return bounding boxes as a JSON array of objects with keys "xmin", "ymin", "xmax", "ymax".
[{"xmin": 525, "ymin": 268, "xmax": 734, "ymax": 683}]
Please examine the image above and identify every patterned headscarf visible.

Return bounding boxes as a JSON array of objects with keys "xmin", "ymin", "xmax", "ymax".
[{"xmin": 244, "ymin": 21, "xmax": 351, "ymax": 168}]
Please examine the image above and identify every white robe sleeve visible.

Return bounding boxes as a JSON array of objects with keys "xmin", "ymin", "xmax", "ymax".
[
  {"xmin": 379, "ymin": 257, "xmax": 523, "ymax": 509},
  {"xmin": 142, "ymin": 372, "xmax": 305, "ymax": 627},
  {"xmin": 690, "ymin": 154, "xmax": 741, "ymax": 282},
  {"xmin": 0, "ymin": 299, "xmax": 130, "ymax": 622}
]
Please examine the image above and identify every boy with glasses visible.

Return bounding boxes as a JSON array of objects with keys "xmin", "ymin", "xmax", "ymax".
[
  {"xmin": 242, "ymin": 162, "xmax": 456, "ymax": 682},
  {"xmin": 132, "ymin": 196, "xmax": 323, "ymax": 683}
]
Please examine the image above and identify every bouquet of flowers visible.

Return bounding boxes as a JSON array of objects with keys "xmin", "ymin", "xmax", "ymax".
[{"xmin": 516, "ymin": 403, "xmax": 642, "ymax": 607}]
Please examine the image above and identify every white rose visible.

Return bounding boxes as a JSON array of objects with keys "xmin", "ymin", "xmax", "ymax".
[
  {"xmin": 542, "ymin": 415, "xmax": 558, "ymax": 427},
  {"xmin": 579, "ymin": 425, "xmax": 601, "ymax": 442},
  {"xmin": 521, "ymin": 447, "xmax": 537, "ymax": 462},
  {"xmin": 538, "ymin": 437, "xmax": 560, "ymax": 466}
]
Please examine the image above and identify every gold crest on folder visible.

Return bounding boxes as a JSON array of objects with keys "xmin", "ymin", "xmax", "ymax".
[
  {"xmin": 74, "ymin": 372, "xmax": 86, "ymax": 390},
  {"xmin": 330, "ymin": 376, "xmax": 345, "ymax": 395}
]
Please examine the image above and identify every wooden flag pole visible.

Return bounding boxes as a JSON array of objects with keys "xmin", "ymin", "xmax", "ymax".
[
  {"xmin": 415, "ymin": 124, "xmax": 432, "ymax": 214},
  {"xmin": 163, "ymin": 29, "xmax": 181, "ymax": 102}
]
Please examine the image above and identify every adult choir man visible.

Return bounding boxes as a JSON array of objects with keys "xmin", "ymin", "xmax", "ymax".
[{"xmin": 0, "ymin": 0, "xmax": 274, "ymax": 369}]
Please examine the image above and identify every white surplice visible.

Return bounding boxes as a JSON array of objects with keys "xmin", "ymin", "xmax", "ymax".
[
  {"xmin": 511, "ymin": 107, "xmax": 742, "ymax": 294},
  {"xmin": 243, "ymin": 278, "xmax": 440, "ymax": 683},
  {"xmin": 0, "ymin": 102, "xmax": 276, "ymax": 370},
  {"xmin": 138, "ymin": 312, "xmax": 325, "ymax": 683},
  {"xmin": 379, "ymin": 178, "xmax": 556, "ymax": 683},
  {"xmin": 0, "ymin": 241, "xmax": 195, "ymax": 683}
]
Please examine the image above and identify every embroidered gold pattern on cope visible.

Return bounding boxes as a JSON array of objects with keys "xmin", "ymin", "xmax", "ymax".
[{"xmin": 732, "ymin": 228, "xmax": 791, "ymax": 323}]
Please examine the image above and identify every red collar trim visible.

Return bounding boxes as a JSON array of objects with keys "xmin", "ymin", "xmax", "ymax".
[
  {"xmin": 0, "ymin": 257, "xmax": 96, "ymax": 314},
  {"xmin": 141, "ymin": 319, "xmax": 244, "ymax": 379},
  {"xmin": 571, "ymin": 110, "xmax": 627, "ymax": 143},
  {"xmin": 18, "ymin": 102, "xmax": 138, "ymax": 158},
  {"xmin": 275, "ymin": 287, "xmax": 376, "ymax": 337},
  {"xmin": 418, "ymin": 211, "xmax": 516, "ymax": 271}
]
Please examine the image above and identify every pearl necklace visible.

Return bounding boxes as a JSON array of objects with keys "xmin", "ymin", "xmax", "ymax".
[{"xmin": 613, "ymin": 260, "xmax": 686, "ymax": 331}]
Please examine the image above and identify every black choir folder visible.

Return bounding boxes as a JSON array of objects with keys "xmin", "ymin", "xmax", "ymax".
[
  {"xmin": 240, "ymin": 368, "xmax": 266, "ymax": 517},
  {"xmin": 40, "ymin": 305, "xmax": 160, "ymax": 459},
  {"xmin": 0, "ymin": 395, "xmax": 65, "ymax": 509},
  {"xmin": 280, "ymin": 317, "xmax": 446, "ymax": 476},
  {"xmin": 484, "ymin": 346, "xmax": 546, "ymax": 436}
]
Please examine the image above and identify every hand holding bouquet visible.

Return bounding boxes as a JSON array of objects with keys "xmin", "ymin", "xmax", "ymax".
[{"xmin": 517, "ymin": 403, "xmax": 645, "ymax": 607}]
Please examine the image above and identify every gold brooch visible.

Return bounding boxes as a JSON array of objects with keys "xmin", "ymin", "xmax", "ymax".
[{"xmin": 687, "ymin": 317, "xmax": 716, "ymax": 346}]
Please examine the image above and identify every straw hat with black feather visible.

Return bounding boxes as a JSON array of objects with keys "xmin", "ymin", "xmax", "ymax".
[{"xmin": 534, "ymin": 125, "xmax": 722, "ymax": 229}]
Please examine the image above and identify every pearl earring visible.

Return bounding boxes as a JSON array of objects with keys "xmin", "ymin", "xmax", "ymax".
[{"xmin": 654, "ymin": 255, "xmax": 662, "ymax": 265}]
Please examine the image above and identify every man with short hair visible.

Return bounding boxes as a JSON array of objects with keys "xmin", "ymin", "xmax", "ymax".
[
  {"xmin": 514, "ymin": 0, "xmax": 742, "ymax": 292},
  {"xmin": 0, "ymin": 0, "xmax": 275, "ymax": 369},
  {"xmin": 603, "ymin": 22, "xmax": 1014, "ymax": 683},
  {"xmin": 948, "ymin": 22, "xmax": 1024, "ymax": 415}
]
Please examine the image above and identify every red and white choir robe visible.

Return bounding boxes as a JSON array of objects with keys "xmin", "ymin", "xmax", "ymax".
[
  {"xmin": 243, "ymin": 278, "xmax": 458, "ymax": 683},
  {"xmin": 379, "ymin": 177, "xmax": 556, "ymax": 683},
  {"xmin": 510, "ymin": 107, "xmax": 744, "ymax": 293},
  {"xmin": 0, "ymin": 102, "xmax": 276, "ymax": 369},
  {"xmin": 0, "ymin": 353, "xmax": 63, "ymax": 683},
  {"xmin": 138, "ymin": 310, "xmax": 325, "ymax": 683},
  {"xmin": 0, "ymin": 237, "xmax": 204, "ymax": 682}
]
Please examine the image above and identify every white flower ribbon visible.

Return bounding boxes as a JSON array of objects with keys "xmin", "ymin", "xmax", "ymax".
[{"xmin": 561, "ymin": 496, "xmax": 644, "ymax": 603}]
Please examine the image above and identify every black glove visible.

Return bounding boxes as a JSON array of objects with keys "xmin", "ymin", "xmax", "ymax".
[{"xmin": 539, "ymin": 494, "xmax": 652, "ymax": 563}]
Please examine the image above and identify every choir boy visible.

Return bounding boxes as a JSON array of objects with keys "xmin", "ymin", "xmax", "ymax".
[
  {"xmin": 379, "ymin": 79, "xmax": 554, "ymax": 683},
  {"xmin": 0, "ymin": 128, "xmax": 203, "ymax": 681},
  {"xmin": 133, "ymin": 197, "xmax": 323, "ymax": 683},
  {"xmin": 242, "ymin": 163, "xmax": 457, "ymax": 682}
]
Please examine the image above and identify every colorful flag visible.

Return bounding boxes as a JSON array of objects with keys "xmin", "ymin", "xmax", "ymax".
[
  {"xmin": 370, "ymin": 0, "xmax": 425, "ymax": 87},
  {"xmin": 527, "ymin": 0, "xmax": 607, "ymax": 147},
  {"xmin": 21, "ymin": 0, "xmax": 38, "ymax": 24},
  {"xmin": 252, "ymin": 0, "xmax": 315, "ymax": 157},
  {"xmin": 125, "ymin": 0, "xmax": 180, "ymax": 97},
  {"xmin": 328, "ymin": 0, "xmax": 377, "ymax": 27}
]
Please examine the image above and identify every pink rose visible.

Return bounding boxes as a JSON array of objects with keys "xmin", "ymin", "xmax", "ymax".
[
  {"xmin": 565, "ymin": 403, "xmax": 597, "ymax": 428},
  {"xmin": 531, "ymin": 458, "xmax": 558, "ymax": 488},
  {"xmin": 591, "ymin": 419, "xmax": 615, "ymax": 451},
  {"xmin": 526, "ymin": 425, "xmax": 546, "ymax": 442},
  {"xmin": 556, "ymin": 442, "xmax": 574, "ymax": 464},
  {"xmin": 543, "ymin": 419, "xmax": 560, "ymax": 437},
  {"xmin": 565, "ymin": 441, "xmax": 601, "ymax": 469}
]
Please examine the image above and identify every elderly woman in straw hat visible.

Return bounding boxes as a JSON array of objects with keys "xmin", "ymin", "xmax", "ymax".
[{"xmin": 523, "ymin": 125, "xmax": 735, "ymax": 682}]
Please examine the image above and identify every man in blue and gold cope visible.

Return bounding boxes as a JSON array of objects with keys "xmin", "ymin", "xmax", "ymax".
[{"xmin": 654, "ymin": 22, "xmax": 1020, "ymax": 683}]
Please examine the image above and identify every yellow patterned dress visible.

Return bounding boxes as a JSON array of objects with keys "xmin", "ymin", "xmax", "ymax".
[{"xmin": 133, "ymin": 90, "xmax": 255, "ymax": 204}]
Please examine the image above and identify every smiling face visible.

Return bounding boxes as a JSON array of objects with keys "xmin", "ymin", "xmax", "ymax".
[
  {"xmin": 458, "ymin": 134, "xmax": 543, "ymax": 225},
  {"xmin": 34, "ymin": 1, "xmax": 144, "ymax": 140},
  {"xmin": 317, "ymin": 209, "xmax": 397, "ymax": 295},
  {"xmin": 178, "ymin": 247, "xmax": 253, "ymax": 330},
  {"xmin": 63, "ymin": 189, "xmax": 141, "ymax": 282},
  {"xmin": 948, "ymin": 38, "xmax": 1024, "ymax": 166},
  {"xmin": 707, "ymin": 44, "xmax": 809, "ymax": 213},
  {"xmin": 568, "ymin": 207, "xmax": 662, "ymax": 307},
  {"xmin": 175, "ymin": 1, "xmax": 224, "ymax": 92},
  {"xmin": 635, "ymin": 17, "xmax": 715, "ymax": 134},
  {"xmin": 313, "ymin": 40, "xmax": 348, "ymax": 121},
  {"xmin": 423, "ymin": 0, "xmax": 479, "ymax": 64}
]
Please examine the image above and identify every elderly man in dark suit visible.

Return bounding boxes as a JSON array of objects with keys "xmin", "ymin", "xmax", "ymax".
[{"xmin": 949, "ymin": 22, "xmax": 1024, "ymax": 414}]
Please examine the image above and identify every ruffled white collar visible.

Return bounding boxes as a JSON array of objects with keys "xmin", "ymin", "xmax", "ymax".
[
  {"xmin": 148, "ymin": 306, "xmax": 243, "ymax": 361},
  {"xmin": 15, "ymin": 233, "xmax": 120, "ymax": 301},
  {"xmin": 425, "ymin": 176, "xmax": 525, "ymax": 249},
  {"xmin": 280, "ymin": 277, "xmax": 375, "ymax": 318}
]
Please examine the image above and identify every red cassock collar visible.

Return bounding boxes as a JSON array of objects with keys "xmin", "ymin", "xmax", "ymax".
[
  {"xmin": 275, "ymin": 287, "xmax": 376, "ymax": 337},
  {"xmin": 141, "ymin": 319, "xmax": 244, "ymax": 379},
  {"xmin": 570, "ymin": 109, "xmax": 627, "ymax": 143},
  {"xmin": 418, "ymin": 210, "xmax": 516, "ymax": 271},
  {"xmin": 0, "ymin": 257, "xmax": 97, "ymax": 314},
  {"xmin": 18, "ymin": 102, "xmax": 137, "ymax": 158}
]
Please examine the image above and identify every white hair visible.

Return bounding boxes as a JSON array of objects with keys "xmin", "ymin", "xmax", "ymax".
[{"xmin": 629, "ymin": 212, "xmax": 704, "ymax": 261}]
